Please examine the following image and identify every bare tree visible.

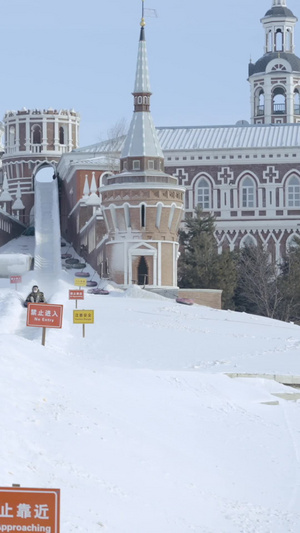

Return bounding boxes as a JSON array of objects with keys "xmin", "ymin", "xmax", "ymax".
[
  {"xmin": 235, "ymin": 244, "xmax": 283, "ymax": 318},
  {"xmin": 98, "ymin": 118, "xmax": 128, "ymax": 172}
]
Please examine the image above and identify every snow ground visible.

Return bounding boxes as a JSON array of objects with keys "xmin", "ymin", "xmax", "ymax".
[{"xmin": 0, "ymin": 264, "xmax": 300, "ymax": 532}]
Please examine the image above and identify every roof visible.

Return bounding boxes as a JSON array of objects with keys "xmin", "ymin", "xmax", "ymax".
[
  {"xmin": 264, "ymin": 6, "xmax": 296, "ymax": 18},
  {"xmin": 249, "ymin": 52, "xmax": 300, "ymax": 76},
  {"xmin": 133, "ymin": 28, "xmax": 151, "ymax": 94},
  {"xmin": 74, "ymin": 123, "xmax": 300, "ymax": 154},
  {"xmin": 121, "ymin": 112, "xmax": 164, "ymax": 159}
]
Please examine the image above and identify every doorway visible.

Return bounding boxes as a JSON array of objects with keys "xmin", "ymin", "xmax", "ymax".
[{"xmin": 138, "ymin": 256, "xmax": 148, "ymax": 286}]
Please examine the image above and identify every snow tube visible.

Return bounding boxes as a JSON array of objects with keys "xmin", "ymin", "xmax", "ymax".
[
  {"xmin": 71, "ymin": 262, "xmax": 86, "ymax": 269},
  {"xmin": 176, "ymin": 297, "xmax": 194, "ymax": 306},
  {"xmin": 75, "ymin": 271, "xmax": 90, "ymax": 277},
  {"xmin": 65, "ymin": 258, "xmax": 79, "ymax": 265},
  {"xmin": 87, "ymin": 288, "xmax": 109, "ymax": 295},
  {"xmin": 86, "ymin": 281, "xmax": 97, "ymax": 287},
  {"xmin": 61, "ymin": 253, "xmax": 72, "ymax": 259}
]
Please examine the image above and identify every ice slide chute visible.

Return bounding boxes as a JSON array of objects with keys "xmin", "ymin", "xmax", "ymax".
[{"xmin": 34, "ymin": 165, "xmax": 62, "ymax": 277}]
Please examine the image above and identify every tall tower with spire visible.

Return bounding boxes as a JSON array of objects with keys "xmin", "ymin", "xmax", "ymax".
[
  {"xmin": 100, "ymin": 2, "xmax": 185, "ymax": 288},
  {"xmin": 248, "ymin": 0, "xmax": 300, "ymax": 124}
]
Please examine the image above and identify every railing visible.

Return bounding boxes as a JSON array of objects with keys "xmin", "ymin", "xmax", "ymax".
[
  {"xmin": 273, "ymin": 104, "xmax": 286, "ymax": 114},
  {"xmin": 30, "ymin": 144, "xmax": 42, "ymax": 153},
  {"xmin": 256, "ymin": 105, "xmax": 264, "ymax": 116}
]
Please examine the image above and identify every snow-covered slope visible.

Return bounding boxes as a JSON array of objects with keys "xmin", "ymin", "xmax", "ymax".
[{"xmin": 0, "ymin": 270, "xmax": 300, "ymax": 533}]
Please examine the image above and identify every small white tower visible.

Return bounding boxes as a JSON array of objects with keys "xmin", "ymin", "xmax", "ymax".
[{"xmin": 248, "ymin": 0, "xmax": 300, "ymax": 124}]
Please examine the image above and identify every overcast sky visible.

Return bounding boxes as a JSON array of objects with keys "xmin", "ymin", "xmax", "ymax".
[{"xmin": 2, "ymin": 0, "xmax": 300, "ymax": 147}]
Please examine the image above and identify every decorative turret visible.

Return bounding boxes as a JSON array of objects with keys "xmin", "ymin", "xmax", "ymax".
[
  {"xmin": 2, "ymin": 108, "xmax": 80, "ymax": 226},
  {"xmin": 248, "ymin": 0, "xmax": 300, "ymax": 124},
  {"xmin": 100, "ymin": 1, "xmax": 185, "ymax": 288}
]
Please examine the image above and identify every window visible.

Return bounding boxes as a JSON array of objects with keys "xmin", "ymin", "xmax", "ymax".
[
  {"xmin": 273, "ymin": 87, "xmax": 286, "ymax": 114},
  {"xmin": 148, "ymin": 160, "xmax": 154, "ymax": 170},
  {"xmin": 294, "ymin": 89, "xmax": 300, "ymax": 115},
  {"xmin": 197, "ymin": 178, "xmax": 211, "ymax": 209},
  {"xmin": 156, "ymin": 203, "xmax": 162, "ymax": 229},
  {"xmin": 124, "ymin": 204, "xmax": 131, "ymax": 228},
  {"xmin": 32, "ymin": 125, "xmax": 41, "ymax": 144},
  {"xmin": 240, "ymin": 235, "xmax": 257, "ymax": 248},
  {"xmin": 242, "ymin": 177, "xmax": 255, "ymax": 208},
  {"xmin": 141, "ymin": 204, "xmax": 146, "ymax": 227},
  {"xmin": 275, "ymin": 29, "xmax": 283, "ymax": 52},
  {"xmin": 255, "ymin": 89, "xmax": 264, "ymax": 116},
  {"xmin": 59, "ymin": 126, "xmax": 65, "ymax": 144},
  {"xmin": 133, "ymin": 160, "xmax": 140, "ymax": 170},
  {"xmin": 287, "ymin": 176, "xmax": 300, "ymax": 207}
]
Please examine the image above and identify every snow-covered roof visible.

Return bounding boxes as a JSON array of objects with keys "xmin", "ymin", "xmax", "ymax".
[
  {"xmin": 121, "ymin": 112, "xmax": 163, "ymax": 159},
  {"xmin": 75, "ymin": 123, "xmax": 300, "ymax": 155}
]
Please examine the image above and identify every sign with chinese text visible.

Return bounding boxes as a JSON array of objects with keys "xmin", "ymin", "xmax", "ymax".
[
  {"xmin": 74, "ymin": 278, "xmax": 87, "ymax": 287},
  {"xmin": 73, "ymin": 310, "xmax": 94, "ymax": 324},
  {"xmin": 10, "ymin": 276, "xmax": 22, "ymax": 285},
  {"xmin": 26, "ymin": 304, "xmax": 63, "ymax": 329},
  {"xmin": 69, "ymin": 290, "xmax": 84, "ymax": 300},
  {"xmin": 0, "ymin": 487, "xmax": 60, "ymax": 533}
]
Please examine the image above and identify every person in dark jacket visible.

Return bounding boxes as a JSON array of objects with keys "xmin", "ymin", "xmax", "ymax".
[{"xmin": 25, "ymin": 285, "xmax": 45, "ymax": 305}]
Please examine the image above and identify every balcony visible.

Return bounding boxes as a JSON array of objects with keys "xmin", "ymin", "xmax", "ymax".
[
  {"xmin": 30, "ymin": 144, "xmax": 42, "ymax": 154},
  {"xmin": 273, "ymin": 103, "xmax": 286, "ymax": 114},
  {"xmin": 256, "ymin": 105, "xmax": 264, "ymax": 116}
]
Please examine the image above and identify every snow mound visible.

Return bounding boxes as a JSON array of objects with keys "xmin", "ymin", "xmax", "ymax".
[{"xmin": 123, "ymin": 284, "xmax": 167, "ymax": 300}]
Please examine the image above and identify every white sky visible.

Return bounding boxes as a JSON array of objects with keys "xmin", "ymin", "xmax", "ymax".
[{"xmin": 1, "ymin": 0, "xmax": 300, "ymax": 146}]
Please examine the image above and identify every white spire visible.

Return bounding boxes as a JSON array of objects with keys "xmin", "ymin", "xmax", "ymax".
[
  {"xmin": 0, "ymin": 172, "xmax": 13, "ymax": 202},
  {"xmin": 12, "ymin": 181, "xmax": 25, "ymax": 210},
  {"xmin": 273, "ymin": 0, "xmax": 286, "ymax": 5},
  {"xmin": 85, "ymin": 172, "xmax": 101, "ymax": 206},
  {"xmin": 82, "ymin": 175, "xmax": 90, "ymax": 201}
]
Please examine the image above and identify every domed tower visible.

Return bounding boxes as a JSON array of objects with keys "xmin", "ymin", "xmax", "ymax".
[
  {"xmin": 101, "ymin": 3, "xmax": 185, "ymax": 288},
  {"xmin": 249, "ymin": 0, "xmax": 300, "ymax": 124},
  {"xmin": 1, "ymin": 108, "xmax": 80, "ymax": 226}
]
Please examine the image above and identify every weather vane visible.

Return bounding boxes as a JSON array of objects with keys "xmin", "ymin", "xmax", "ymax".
[
  {"xmin": 141, "ymin": 0, "xmax": 145, "ymax": 27},
  {"xmin": 141, "ymin": 0, "xmax": 158, "ymax": 25}
]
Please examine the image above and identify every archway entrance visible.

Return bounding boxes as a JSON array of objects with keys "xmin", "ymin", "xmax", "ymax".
[{"xmin": 138, "ymin": 256, "xmax": 148, "ymax": 285}]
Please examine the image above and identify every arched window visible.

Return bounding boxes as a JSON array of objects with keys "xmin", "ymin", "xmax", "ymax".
[
  {"xmin": 156, "ymin": 203, "xmax": 163, "ymax": 229},
  {"xmin": 294, "ymin": 89, "xmax": 300, "ymax": 115},
  {"xmin": 9, "ymin": 126, "xmax": 15, "ymax": 147},
  {"xmin": 275, "ymin": 29, "xmax": 283, "ymax": 51},
  {"xmin": 287, "ymin": 176, "xmax": 300, "ymax": 207},
  {"xmin": 197, "ymin": 178, "xmax": 211, "ymax": 209},
  {"xmin": 286, "ymin": 29, "xmax": 291, "ymax": 51},
  {"xmin": 138, "ymin": 256, "xmax": 148, "ymax": 286},
  {"xmin": 59, "ymin": 127, "xmax": 65, "ymax": 144},
  {"xmin": 32, "ymin": 125, "xmax": 41, "ymax": 144},
  {"xmin": 240, "ymin": 235, "xmax": 257, "ymax": 248},
  {"xmin": 242, "ymin": 177, "xmax": 256, "ymax": 208},
  {"xmin": 124, "ymin": 204, "xmax": 131, "ymax": 229},
  {"xmin": 267, "ymin": 30, "xmax": 272, "ymax": 52},
  {"xmin": 255, "ymin": 89, "xmax": 264, "ymax": 116},
  {"xmin": 286, "ymin": 234, "xmax": 299, "ymax": 251},
  {"xmin": 168, "ymin": 204, "xmax": 176, "ymax": 230},
  {"xmin": 272, "ymin": 87, "xmax": 286, "ymax": 114}
]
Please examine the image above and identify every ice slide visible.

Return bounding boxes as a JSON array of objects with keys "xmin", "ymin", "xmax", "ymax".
[{"xmin": 34, "ymin": 165, "xmax": 62, "ymax": 279}]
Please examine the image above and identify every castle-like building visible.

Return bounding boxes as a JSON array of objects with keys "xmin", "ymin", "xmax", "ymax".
[{"xmin": 1, "ymin": 0, "xmax": 300, "ymax": 286}]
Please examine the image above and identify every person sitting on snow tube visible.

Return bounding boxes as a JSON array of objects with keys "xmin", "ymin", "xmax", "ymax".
[{"xmin": 25, "ymin": 285, "xmax": 45, "ymax": 306}]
